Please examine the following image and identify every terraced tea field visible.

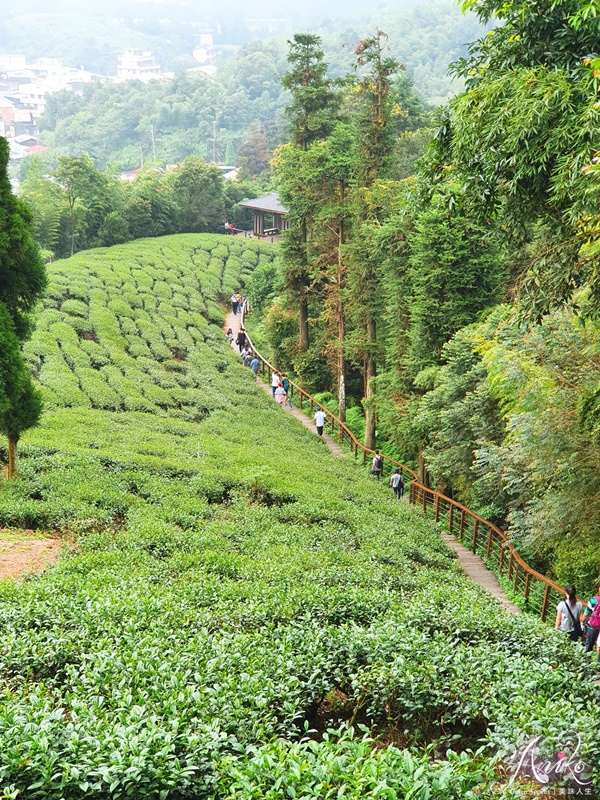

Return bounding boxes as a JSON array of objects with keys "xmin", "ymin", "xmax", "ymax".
[{"xmin": 0, "ymin": 234, "xmax": 596, "ymax": 798}]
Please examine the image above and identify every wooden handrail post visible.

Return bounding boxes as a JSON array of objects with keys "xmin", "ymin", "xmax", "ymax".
[
  {"xmin": 448, "ymin": 504, "xmax": 454, "ymax": 533},
  {"xmin": 524, "ymin": 572, "xmax": 531, "ymax": 607},
  {"xmin": 459, "ymin": 509, "xmax": 465, "ymax": 541},
  {"xmin": 472, "ymin": 519, "xmax": 479, "ymax": 553},
  {"xmin": 541, "ymin": 584, "xmax": 551, "ymax": 621},
  {"xmin": 434, "ymin": 495, "xmax": 440, "ymax": 522},
  {"xmin": 508, "ymin": 551, "xmax": 514, "ymax": 580},
  {"xmin": 513, "ymin": 562, "xmax": 520, "ymax": 592},
  {"xmin": 499, "ymin": 543, "xmax": 505, "ymax": 572},
  {"xmin": 486, "ymin": 527, "xmax": 493, "ymax": 557},
  {"xmin": 422, "ymin": 488, "xmax": 427, "ymax": 513}
]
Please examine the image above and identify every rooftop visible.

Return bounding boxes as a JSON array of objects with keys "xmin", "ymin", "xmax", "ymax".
[{"xmin": 238, "ymin": 193, "xmax": 288, "ymax": 214}]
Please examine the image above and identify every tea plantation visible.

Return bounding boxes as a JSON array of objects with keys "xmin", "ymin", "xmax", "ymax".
[{"xmin": 0, "ymin": 234, "xmax": 596, "ymax": 798}]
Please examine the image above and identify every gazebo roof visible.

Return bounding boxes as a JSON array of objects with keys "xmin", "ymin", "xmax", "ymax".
[{"xmin": 238, "ymin": 193, "xmax": 288, "ymax": 214}]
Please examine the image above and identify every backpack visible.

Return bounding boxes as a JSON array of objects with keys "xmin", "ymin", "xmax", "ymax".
[
  {"xmin": 374, "ymin": 455, "xmax": 383, "ymax": 470},
  {"xmin": 587, "ymin": 597, "xmax": 600, "ymax": 630}
]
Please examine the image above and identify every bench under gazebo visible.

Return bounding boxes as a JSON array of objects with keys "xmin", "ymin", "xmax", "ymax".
[{"xmin": 238, "ymin": 193, "xmax": 289, "ymax": 237}]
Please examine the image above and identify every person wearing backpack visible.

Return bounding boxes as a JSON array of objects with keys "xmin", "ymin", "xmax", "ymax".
[
  {"xmin": 371, "ymin": 450, "xmax": 383, "ymax": 480},
  {"xmin": 581, "ymin": 585, "xmax": 600, "ymax": 655},
  {"xmin": 554, "ymin": 585, "xmax": 583, "ymax": 642}
]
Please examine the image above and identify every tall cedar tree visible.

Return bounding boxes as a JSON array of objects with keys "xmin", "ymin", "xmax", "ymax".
[
  {"xmin": 280, "ymin": 34, "xmax": 340, "ymax": 351},
  {"xmin": 0, "ymin": 303, "xmax": 42, "ymax": 479},
  {"xmin": 0, "ymin": 136, "xmax": 46, "ymax": 476},
  {"xmin": 348, "ymin": 31, "xmax": 400, "ymax": 449}
]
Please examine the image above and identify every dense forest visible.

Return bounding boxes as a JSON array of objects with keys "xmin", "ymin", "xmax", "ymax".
[{"xmin": 242, "ymin": 0, "xmax": 600, "ymax": 594}]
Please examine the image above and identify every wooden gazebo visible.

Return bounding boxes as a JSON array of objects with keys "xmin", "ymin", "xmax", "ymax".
[{"xmin": 238, "ymin": 193, "xmax": 289, "ymax": 236}]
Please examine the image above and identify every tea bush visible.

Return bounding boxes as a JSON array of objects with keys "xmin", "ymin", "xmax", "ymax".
[{"xmin": 0, "ymin": 234, "xmax": 596, "ymax": 797}]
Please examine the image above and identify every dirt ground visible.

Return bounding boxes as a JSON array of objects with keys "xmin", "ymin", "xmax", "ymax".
[{"xmin": 0, "ymin": 533, "xmax": 61, "ymax": 580}]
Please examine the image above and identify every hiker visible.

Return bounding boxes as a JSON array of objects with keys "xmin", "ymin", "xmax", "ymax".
[
  {"xmin": 271, "ymin": 371, "xmax": 280, "ymax": 397},
  {"xmin": 226, "ymin": 327, "xmax": 234, "ymax": 343},
  {"xmin": 371, "ymin": 450, "xmax": 383, "ymax": 480},
  {"xmin": 581, "ymin": 585, "xmax": 600, "ymax": 655},
  {"xmin": 281, "ymin": 375, "xmax": 293, "ymax": 408},
  {"xmin": 275, "ymin": 382, "xmax": 286, "ymax": 404},
  {"xmin": 231, "ymin": 293, "xmax": 239, "ymax": 315},
  {"xmin": 236, "ymin": 292, "xmax": 243, "ymax": 312},
  {"xmin": 235, "ymin": 328, "xmax": 246, "ymax": 353},
  {"xmin": 241, "ymin": 346, "xmax": 252, "ymax": 366},
  {"xmin": 250, "ymin": 355, "xmax": 260, "ymax": 377},
  {"xmin": 314, "ymin": 406, "xmax": 325, "ymax": 436},
  {"xmin": 389, "ymin": 467, "xmax": 404, "ymax": 498},
  {"xmin": 555, "ymin": 585, "xmax": 583, "ymax": 642}
]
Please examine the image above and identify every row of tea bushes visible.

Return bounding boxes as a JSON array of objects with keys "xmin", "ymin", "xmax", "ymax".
[
  {"xmin": 0, "ymin": 235, "xmax": 595, "ymax": 797},
  {"xmin": 23, "ymin": 235, "xmax": 275, "ymax": 419}
]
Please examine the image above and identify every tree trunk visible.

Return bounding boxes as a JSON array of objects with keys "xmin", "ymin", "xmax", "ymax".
[
  {"xmin": 336, "ymin": 223, "xmax": 346, "ymax": 422},
  {"xmin": 364, "ymin": 317, "xmax": 377, "ymax": 450},
  {"xmin": 7, "ymin": 437, "xmax": 17, "ymax": 480},
  {"xmin": 337, "ymin": 319, "xmax": 346, "ymax": 423},
  {"xmin": 299, "ymin": 295, "xmax": 309, "ymax": 350},
  {"xmin": 418, "ymin": 450, "xmax": 426, "ymax": 485}
]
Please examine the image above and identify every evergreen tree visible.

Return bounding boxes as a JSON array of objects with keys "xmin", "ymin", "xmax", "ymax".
[
  {"xmin": 347, "ymin": 30, "xmax": 400, "ymax": 449},
  {"xmin": 0, "ymin": 137, "xmax": 46, "ymax": 476},
  {"xmin": 0, "ymin": 303, "xmax": 42, "ymax": 479},
  {"xmin": 279, "ymin": 34, "xmax": 340, "ymax": 351},
  {"xmin": 0, "ymin": 137, "xmax": 47, "ymax": 341}
]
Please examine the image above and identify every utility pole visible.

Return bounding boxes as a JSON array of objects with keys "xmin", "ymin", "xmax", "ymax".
[
  {"xmin": 150, "ymin": 125, "xmax": 156, "ymax": 164},
  {"xmin": 212, "ymin": 118, "xmax": 217, "ymax": 162}
]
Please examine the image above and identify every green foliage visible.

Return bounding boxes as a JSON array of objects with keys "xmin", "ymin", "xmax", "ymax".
[
  {"xmin": 0, "ymin": 233, "xmax": 596, "ymax": 795},
  {"xmin": 405, "ymin": 190, "xmax": 508, "ymax": 377},
  {"xmin": 172, "ymin": 158, "xmax": 225, "ymax": 233},
  {"xmin": 0, "ymin": 138, "xmax": 48, "ymax": 340}
]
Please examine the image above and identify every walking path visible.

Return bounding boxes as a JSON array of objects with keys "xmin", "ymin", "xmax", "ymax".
[
  {"xmin": 225, "ymin": 311, "xmax": 346, "ymax": 457},
  {"xmin": 224, "ymin": 308, "xmax": 520, "ymax": 613}
]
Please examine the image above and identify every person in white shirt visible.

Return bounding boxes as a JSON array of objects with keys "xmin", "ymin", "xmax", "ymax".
[
  {"xmin": 314, "ymin": 406, "xmax": 326, "ymax": 436},
  {"xmin": 389, "ymin": 467, "xmax": 404, "ymax": 498},
  {"xmin": 555, "ymin": 585, "xmax": 583, "ymax": 642},
  {"xmin": 271, "ymin": 371, "xmax": 280, "ymax": 397}
]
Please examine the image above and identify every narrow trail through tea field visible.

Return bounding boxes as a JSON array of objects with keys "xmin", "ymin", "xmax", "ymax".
[
  {"xmin": 225, "ymin": 311, "xmax": 346, "ymax": 457},
  {"xmin": 224, "ymin": 311, "xmax": 521, "ymax": 613}
]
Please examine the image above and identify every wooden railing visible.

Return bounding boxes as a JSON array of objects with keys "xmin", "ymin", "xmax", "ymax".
[{"xmin": 240, "ymin": 302, "xmax": 568, "ymax": 621}]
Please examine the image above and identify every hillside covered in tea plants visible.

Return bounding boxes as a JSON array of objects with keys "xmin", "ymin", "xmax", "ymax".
[{"xmin": 0, "ymin": 234, "xmax": 597, "ymax": 798}]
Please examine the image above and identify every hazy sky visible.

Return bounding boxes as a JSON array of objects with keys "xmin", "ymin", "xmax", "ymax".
[{"xmin": 8, "ymin": 0, "xmax": 446, "ymax": 26}]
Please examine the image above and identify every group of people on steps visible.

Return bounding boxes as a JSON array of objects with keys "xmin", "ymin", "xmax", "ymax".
[{"xmin": 555, "ymin": 584, "xmax": 600, "ymax": 663}]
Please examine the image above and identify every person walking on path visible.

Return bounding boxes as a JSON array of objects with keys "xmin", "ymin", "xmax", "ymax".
[
  {"xmin": 581, "ymin": 585, "xmax": 600, "ymax": 656},
  {"xmin": 314, "ymin": 406, "xmax": 326, "ymax": 436},
  {"xmin": 250, "ymin": 356, "xmax": 260, "ymax": 377},
  {"xmin": 235, "ymin": 328, "xmax": 247, "ymax": 353},
  {"xmin": 275, "ymin": 382, "xmax": 286, "ymax": 404},
  {"xmin": 555, "ymin": 585, "xmax": 583, "ymax": 642},
  {"xmin": 226, "ymin": 327, "xmax": 234, "ymax": 343},
  {"xmin": 281, "ymin": 375, "xmax": 293, "ymax": 408},
  {"xmin": 231, "ymin": 293, "xmax": 239, "ymax": 315},
  {"xmin": 271, "ymin": 371, "xmax": 280, "ymax": 397},
  {"xmin": 389, "ymin": 467, "xmax": 404, "ymax": 498},
  {"xmin": 371, "ymin": 450, "xmax": 383, "ymax": 480}
]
